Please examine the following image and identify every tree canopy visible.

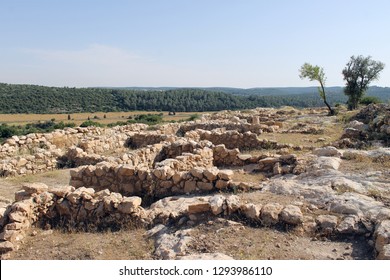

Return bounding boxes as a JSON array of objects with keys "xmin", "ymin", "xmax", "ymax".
[
  {"xmin": 342, "ymin": 55, "xmax": 385, "ymax": 110},
  {"xmin": 299, "ymin": 63, "xmax": 334, "ymax": 115}
]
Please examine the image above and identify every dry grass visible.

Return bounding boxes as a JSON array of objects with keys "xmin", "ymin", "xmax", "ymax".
[
  {"xmin": 0, "ymin": 111, "xmax": 210, "ymax": 126},
  {"xmin": 339, "ymin": 155, "xmax": 390, "ymax": 173},
  {"xmin": 260, "ymin": 124, "xmax": 343, "ymax": 148},
  {"xmin": 232, "ymin": 172, "xmax": 266, "ymax": 184},
  {"xmin": 9, "ymin": 227, "xmax": 154, "ymax": 260},
  {"xmin": 0, "ymin": 169, "xmax": 70, "ymax": 201},
  {"xmin": 188, "ymin": 218, "xmax": 373, "ymax": 260}
]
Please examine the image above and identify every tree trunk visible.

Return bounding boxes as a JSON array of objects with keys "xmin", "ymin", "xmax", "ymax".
[
  {"xmin": 319, "ymin": 81, "xmax": 335, "ymax": 115},
  {"xmin": 324, "ymin": 99, "xmax": 335, "ymax": 115}
]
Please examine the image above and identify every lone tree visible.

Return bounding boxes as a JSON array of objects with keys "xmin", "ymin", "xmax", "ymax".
[
  {"xmin": 299, "ymin": 63, "xmax": 334, "ymax": 115},
  {"xmin": 342, "ymin": 55, "xmax": 385, "ymax": 110}
]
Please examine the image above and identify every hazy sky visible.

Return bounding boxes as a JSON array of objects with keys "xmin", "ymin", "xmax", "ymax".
[{"xmin": 1, "ymin": 0, "xmax": 389, "ymax": 87}]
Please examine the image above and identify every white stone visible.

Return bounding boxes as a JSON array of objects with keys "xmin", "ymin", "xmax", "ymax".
[
  {"xmin": 279, "ymin": 205, "xmax": 303, "ymax": 225},
  {"xmin": 313, "ymin": 146, "xmax": 342, "ymax": 157}
]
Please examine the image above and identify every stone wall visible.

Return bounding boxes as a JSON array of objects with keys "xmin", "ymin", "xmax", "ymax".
[
  {"xmin": 338, "ymin": 104, "xmax": 390, "ymax": 147},
  {"xmin": 2, "ymin": 183, "xmax": 388, "ymax": 259},
  {"xmin": 0, "ymin": 124, "xmax": 148, "ymax": 177},
  {"xmin": 177, "ymin": 121, "xmax": 279, "ymax": 136},
  {"xmin": 154, "ymin": 146, "xmax": 214, "ymax": 171},
  {"xmin": 0, "ymin": 124, "xmax": 147, "ymax": 159},
  {"xmin": 212, "ymin": 144, "xmax": 300, "ymax": 175},
  {"xmin": 70, "ymin": 162, "xmax": 234, "ymax": 199},
  {"xmin": 125, "ymin": 133, "xmax": 176, "ymax": 149},
  {"xmin": 0, "ymin": 183, "xmax": 146, "ymax": 257},
  {"xmin": 185, "ymin": 129, "xmax": 292, "ymax": 150},
  {"xmin": 0, "ymin": 148, "xmax": 64, "ymax": 177}
]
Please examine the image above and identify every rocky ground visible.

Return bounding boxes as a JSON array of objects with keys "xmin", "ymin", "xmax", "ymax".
[{"xmin": 1, "ymin": 104, "xmax": 389, "ymax": 260}]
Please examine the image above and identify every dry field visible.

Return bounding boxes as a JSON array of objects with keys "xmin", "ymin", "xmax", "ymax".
[{"xmin": 0, "ymin": 111, "xmax": 206, "ymax": 126}]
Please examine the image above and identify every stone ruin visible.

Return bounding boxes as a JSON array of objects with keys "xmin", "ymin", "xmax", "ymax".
[
  {"xmin": 1, "ymin": 106, "xmax": 390, "ymax": 260},
  {"xmin": 335, "ymin": 103, "xmax": 390, "ymax": 148}
]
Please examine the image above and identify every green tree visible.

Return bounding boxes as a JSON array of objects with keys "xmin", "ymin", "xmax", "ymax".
[
  {"xmin": 299, "ymin": 63, "xmax": 335, "ymax": 115},
  {"xmin": 342, "ymin": 55, "xmax": 385, "ymax": 110}
]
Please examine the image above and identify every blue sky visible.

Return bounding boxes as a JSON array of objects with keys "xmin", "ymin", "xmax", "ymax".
[{"xmin": 1, "ymin": 0, "xmax": 389, "ymax": 87}]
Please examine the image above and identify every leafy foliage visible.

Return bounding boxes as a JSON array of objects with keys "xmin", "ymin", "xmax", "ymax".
[
  {"xmin": 299, "ymin": 63, "xmax": 334, "ymax": 115},
  {"xmin": 0, "ymin": 83, "xmax": 389, "ymax": 114},
  {"xmin": 359, "ymin": 96, "xmax": 382, "ymax": 105},
  {"xmin": 342, "ymin": 55, "xmax": 385, "ymax": 110},
  {"xmin": 0, "ymin": 121, "xmax": 76, "ymax": 143},
  {"xmin": 79, "ymin": 120, "xmax": 104, "ymax": 127}
]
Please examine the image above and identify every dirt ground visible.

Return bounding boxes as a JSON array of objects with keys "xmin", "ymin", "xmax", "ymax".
[
  {"xmin": 10, "ymin": 227, "xmax": 153, "ymax": 260},
  {"xmin": 187, "ymin": 218, "xmax": 374, "ymax": 260}
]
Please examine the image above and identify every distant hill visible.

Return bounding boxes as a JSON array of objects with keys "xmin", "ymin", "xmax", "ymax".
[
  {"xmin": 111, "ymin": 86, "xmax": 390, "ymax": 98},
  {"xmin": 0, "ymin": 83, "xmax": 389, "ymax": 114}
]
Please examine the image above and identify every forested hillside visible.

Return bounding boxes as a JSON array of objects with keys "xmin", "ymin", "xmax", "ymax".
[{"xmin": 0, "ymin": 83, "xmax": 389, "ymax": 114}]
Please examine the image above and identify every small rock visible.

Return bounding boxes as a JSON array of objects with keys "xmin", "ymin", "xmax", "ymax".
[
  {"xmin": 260, "ymin": 203, "xmax": 283, "ymax": 226},
  {"xmin": 218, "ymin": 170, "xmax": 234, "ymax": 180},
  {"xmin": 316, "ymin": 215, "xmax": 338, "ymax": 233},
  {"xmin": 240, "ymin": 203, "xmax": 261, "ymax": 221},
  {"xmin": 117, "ymin": 196, "xmax": 142, "ymax": 214},
  {"xmin": 313, "ymin": 146, "xmax": 342, "ymax": 157},
  {"xmin": 22, "ymin": 183, "xmax": 48, "ymax": 195},
  {"xmin": 279, "ymin": 205, "xmax": 304, "ymax": 225},
  {"xmin": 209, "ymin": 195, "xmax": 225, "ymax": 215},
  {"xmin": 188, "ymin": 201, "xmax": 210, "ymax": 214}
]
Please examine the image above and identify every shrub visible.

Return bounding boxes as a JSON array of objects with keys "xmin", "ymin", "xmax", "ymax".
[
  {"xmin": 132, "ymin": 114, "xmax": 163, "ymax": 125},
  {"xmin": 359, "ymin": 96, "xmax": 382, "ymax": 105},
  {"xmin": 80, "ymin": 120, "xmax": 104, "ymax": 127},
  {"xmin": 186, "ymin": 113, "xmax": 200, "ymax": 121}
]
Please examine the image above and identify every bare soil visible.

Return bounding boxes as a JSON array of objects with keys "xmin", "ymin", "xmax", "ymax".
[
  {"xmin": 188, "ymin": 218, "xmax": 374, "ymax": 260},
  {"xmin": 10, "ymin": 227, "xmax": 153, "ymax": 260}
]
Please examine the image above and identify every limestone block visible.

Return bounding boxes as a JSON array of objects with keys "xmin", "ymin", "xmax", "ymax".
[
  {"xmin": 209, "ymin": 195, "xmax": 225, "ymax": 215},
  {"xmin": 49, "ymin": 186, "xmax": 74, "ymax": 198},
  {"xmin": 218, "ymin": 169, "xmax": 234, "ymax": 180},
  {"xmin": 118, "ymin": 196, "xmax": 142, "ymax": 214},
  {"xmin": 260, "ymin": 203, "xmax": 283, "ymax": 226},
  {"xmin": 118, "ymin": 165, "xmax": 135, "ymax": 176},
  {"xmin": 188, "ymin": 201, "xmax": 210, "ymax": 214},
  {"xmin": 279, "ymin": 205, "xmax": 303, "ymax": 225},
  {"xmin": 14, "ymin": 191, "xmax": 31, "ymax": 202},
  {"xmin": 203, "ymin": 168, "xmax": 219, "ymax": 181},
  {"xmin": 225, "ymin": 195, "xmax": 240, "ymax": 214},
  {"xmin": 241, "ymin": 203, "xmax": 261, "ymax": 221},
  {"xmin": 22, "ymin": 183, "xmax": 48, "ymax": 195},
  {"xmin": 184, "ymin": 181, "xmax": 197, "ymax": 193},
  {"xmin": 336, "ymin": 216, "xmax": 359, "ymax": 234},
  {"xmin": 190, "ymin": 168, "xmax": 204, "ymax": 180},
  {"xmin": 8, "ymin": 211, "xmax": 27, "ymax": 223},
  {"xmin": 375, "ymin": 220, "xmax": 390, "ymax": 256},
  {"xmin": 172, "ymin": 172, "xmax": 184, "ymax": 184},
  {"xmin": 215, "ymin": 180, "xmax": 229, "ymax": 189},
  {"xmin": 313, "ymin": 146, "xmax": 342, "ymax": 157},
  {"xmin": 316, "ymin": 215, "xmax": 338, "ymax": 232},
  {"xmin": 11, "ymin": 202, "xmax": 33, "ymax": 216},
  {"xmin": 197, "ymin": 182, "xmax": 213, "ymax": 191}
]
